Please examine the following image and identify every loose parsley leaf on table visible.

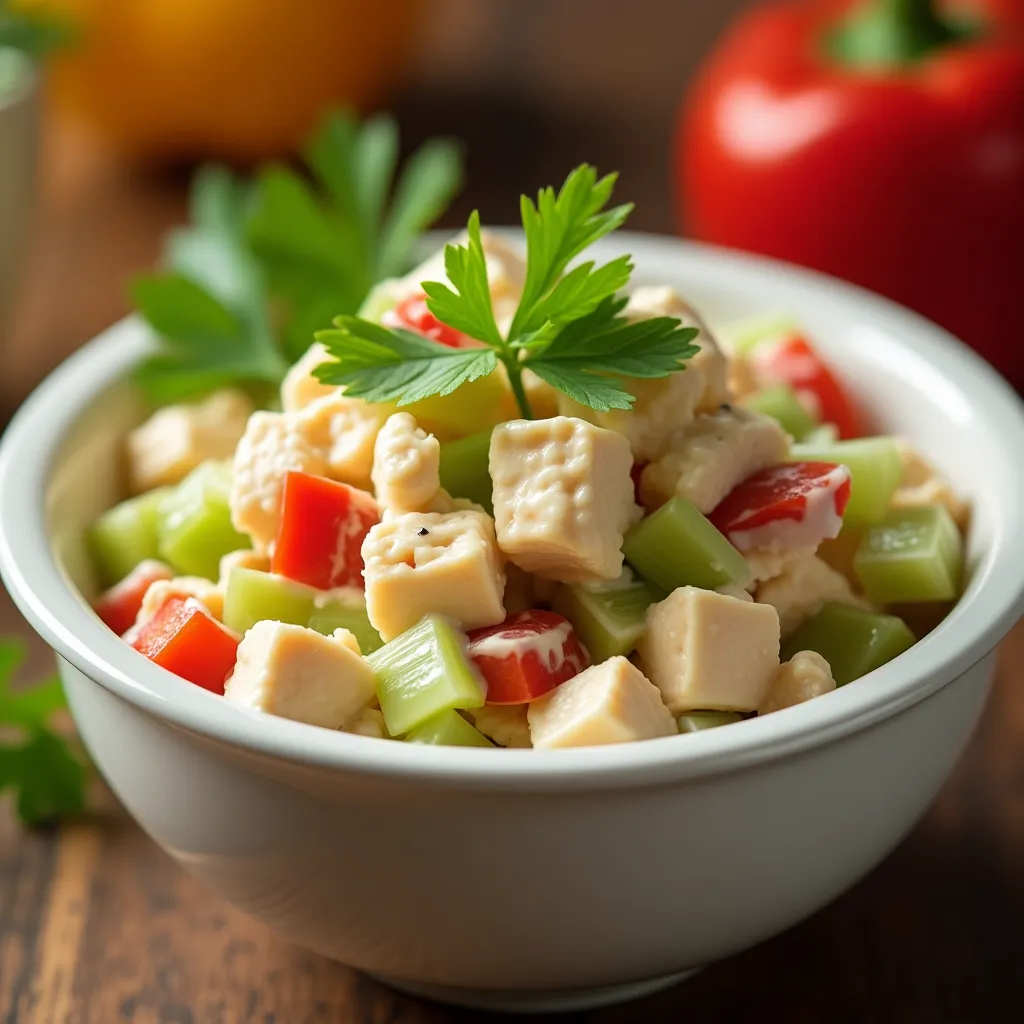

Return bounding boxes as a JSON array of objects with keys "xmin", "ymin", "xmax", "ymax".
[
  {"xmin": 315, "ymin": 164, "xmax": 700, "ymax": 417},
  {"xmin": 132, "ymin": 111, "xmax": 463, "ymax": 403},
  {"xmin": 0, "ymin": 640, "xmax": 86, "ymax": 827}
]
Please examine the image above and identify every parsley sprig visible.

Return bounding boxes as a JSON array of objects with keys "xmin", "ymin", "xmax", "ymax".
[
  {"xmin": 314, "ymin": 165, "xmax": 699, "ymax": 417},
  {"xmin": 0, "ymin": 641, "xmax": 87, "ymax": 826},
  {"xmin": 132, "ymin": 111, "xmax": 463, "ymax": 403}
]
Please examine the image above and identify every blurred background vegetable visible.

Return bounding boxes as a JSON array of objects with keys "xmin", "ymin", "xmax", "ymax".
[
  {"xmin": 16, "ymin": 0, "xmax": 426, "ymax": 161},
  {"xmin": 679, "ymin": 0, "xmax": 1024, "ymax": 385}
]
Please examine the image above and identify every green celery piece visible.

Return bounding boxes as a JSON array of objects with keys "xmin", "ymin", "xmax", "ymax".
[
  {"xmin": 623, "ymin": 497, "xmax": 749, "ymax": 593},
  {"xmin": 781, "ymin": 603, "xmax": 915, "ymax": 686},
  {"xmin": 853, "ymin": 505, "xmax": 962, "ymax": 605},
  {"xmin": 438, "ymin": 429, "xmax": 494, "ymax": 513},
  {"xmin": 802, "ymin": 423, "xmax": 840, "ymax": 445},
  {"xmin": 722, "ymin": 311, "xmax": 798, "ymax": 355},
  {"xmin": 553, "ymin": 570, "xmax": 656, "ymax": 663},
  {"xmin": 740, "ymin": 383, "xmax": 818, "ymax": 441},
  {"xmin": 308, "ymin": 595, "xmax": 384, "ymax": 654},
  {"xmin": 791, "ymin": 437, "xmax": 902, "ymax": 526},
  {"xmin": 89, "ymin": 487, "xmax": 172, "ymax": 586},
  {"xmin": 405, "ymin": 709, "xmax": 494, "ymax": 747},
  {"xmin": 223, "ymin": 568, "xmax": 317, "ymax": 634},
  {"xmin": 368, "ymin": 615, "xmax": 485, "ymax": 736},
  {"xmin": 157, "ymin": 461, "xmax": 249, "ymax": 580},
  {"xmin": 677, "ymin": 711, "xmax": 744, "ymax": 733}
]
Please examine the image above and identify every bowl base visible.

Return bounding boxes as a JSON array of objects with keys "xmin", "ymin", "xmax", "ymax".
[{"xmin": 368, "ymin": 967, "xmax": 700, "ymax": 1014}]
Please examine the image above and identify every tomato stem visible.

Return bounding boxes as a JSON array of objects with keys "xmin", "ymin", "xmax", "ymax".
[{"xmin": 827, "ymin": 0, "xmax": 975, "ymax": 70}]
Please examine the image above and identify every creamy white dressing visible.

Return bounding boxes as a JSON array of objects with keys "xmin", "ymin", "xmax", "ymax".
[
  {"xmin": 313, "ymin": 585, "xmax": 366, "ymax": 609},
  {"xmin": 729, "ymin": 465, "xmax": 848, "ymax": 552}
]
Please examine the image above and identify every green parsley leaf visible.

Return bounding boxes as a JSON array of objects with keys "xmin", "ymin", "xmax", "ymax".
[
  {"xmin": 131, "ymin": 112, "xmax": 464, "ymax": 404},
  {"xmin": 0, "ymin": 640, "xmax": 87, "ymax": 827},
  {"xmin": 314, "ymin": 317, "xmax": 498, "ymax": 406},
  {"xmin": 315, "ymin": 163, "xmax": 697, "ymax": 419}
]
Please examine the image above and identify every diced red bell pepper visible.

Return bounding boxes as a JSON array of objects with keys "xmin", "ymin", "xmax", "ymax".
[
  {"xmin": 93, "ymin": 559, "xmax": 174, "ymax": 637},
  {"xmin": 383, "ymin": 293, "xmax": 481, "ymax": 349},
  {"xmin": 750, "ymin": 334, "xmax": 863, "ymax": 439},
  {"xmin": 131, "ymin": 596, "xmax": 240, "ymax": 694},
  {"xmin": 710, "ymin": 461, "xmax": 851, "ymax": 553},
  {"xmin": 467, "ymin": 610, "xmax": 589, "ymax": 705},
  {"xmin": 271, "ymin": 471, "xmax": 380, "ymax": 591}
]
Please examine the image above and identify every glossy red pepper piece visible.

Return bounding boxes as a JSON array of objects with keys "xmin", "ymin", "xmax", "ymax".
[
  {"xmin": 467, "ymin": 610, "xmax": 589, "ymax": 705},
  {"xmin": 679, "ymin": 0, "xmax": 1024, "ymax": 384},
  {"xmin": 93, "ymin": 559, "xmax": 173, "ymax": 637},
  {"xmin": 384, "ymin": 293, "xmax": 481, "ymax": 349},
  {"xmin": 709, "ymin": 461, "xmax": 852, "ymax": 552},
  {"xmin": 271, "ymin": 471, "xmax": 379, "ymax": 591},
  {"xmin": 751, "ymin": 333, "xmax": 863, "ymax": 439},
  {"xmin": 131, "ymin": 596, "xmax": 240, "ymax": 693}
]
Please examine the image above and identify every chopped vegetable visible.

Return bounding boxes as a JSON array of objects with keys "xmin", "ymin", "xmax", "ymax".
[
  {"xmin": 368, "ymin": 615, "xmax": 486, "ymax": 736},
  {"xmin": 383, "ymin": 294, "xmax": 477, "ymax": 349},
  {"xmin": 438, "ymin": 429, "xmax": 494, "ymax": 513},
  {"xmin": 315, "ymin": 165, "xmax": 700, "ymax": 417},
  {"xmin": 93, "ymin": 559, "xmax": 174, "ymax": 636},
  {"xmin": 739, "ymin": 383, "xmax": 818, "ymax": 440},
  {"xmin": 222, "ymin": 567, "xmax": 317, "ymax": 635},
  {"xmin": 623, "ymin": 496, "xmax": 750, "ymax": 592},
  {"xmin": 677, "ymin": 711, "xmax": 744, "ymax": 733},
  {"xmin": 271, "ymin": 471, "xmax": 380, "ymax": 590},
  {"xmin": 553, "ymin": 571, "xmax": 657, "ymax": 663},
  {"xmin": 307, "ymin": 596, "xmax": 383, "ymax": 654},
  {"xmin": 0, "ymin": 640, "xmax": 87, "ymax": 827},
  {"xmin": 709, "ymin": 462, "xmax": 851, "ymax": 552},
  {"xmin": 467, "ymin": 611, "xmax": 588, "ymax": 705},
  {"xmin": 131, "ymin": 596, "xmax": 241, "ymax": 693},
  {"xmin": 89, "ymin": 488, "xmax": 171, "ymax": 586},
  {"xmin": 781, "ymin": 603, "xmax": 914, "ymax": 686},
  {"xmin": 721, "ymin": 311, "xmax": 798, "ymax": 356},
  {"xmin": 853, "ymin": 505, "xmax": 962, "ymax": 605},
  {"xmin": 749, "ymin": 333, "xmax": 863, "ymax": 439},
  {"xmin": 790, "ymin": 437, "xmax": 903, "ymax": 526},
  {"xmin": 157, "ymin": 461, "xmax": 249, "ymax": 580},
  {"xmin": 405, "ymin": 710, "xmax": 494, "ymax": 747}
]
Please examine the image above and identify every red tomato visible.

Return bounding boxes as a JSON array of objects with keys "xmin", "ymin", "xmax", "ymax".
[
  {"xmin": 709, "ymin": 462, "xmax": 851, "ymax": 552},
  {"xmin": 384, "ymin": 294, "xmax": 480, "ymax": 349},
  {"xmin": 93, "ymin": 559, "xmax": 173, "ymax": 637},
  {"xmin": 751, "ymin": 334, "xmax": 863, "ymax": 439},
  {"xmin": 467, "ymin": 610, "xmax": 588, "ymax": 705},
  {"xmin": 271, "ymin": 471, "xmax": 379, "ymax": 591},
  {"xmin": 132, "ymin": 596, "xmax": 240, "ymax": 694}
]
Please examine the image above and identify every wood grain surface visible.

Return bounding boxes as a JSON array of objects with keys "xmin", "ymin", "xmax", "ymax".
[{"xmin": 2, "ymin": 101, "xmax": 1023, "ymax": 1023}]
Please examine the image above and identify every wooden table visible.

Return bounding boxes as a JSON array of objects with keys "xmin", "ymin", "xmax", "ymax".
[{"xmin": 2, "ymin": 111, "xmax": 1023, "ymax": 1024}]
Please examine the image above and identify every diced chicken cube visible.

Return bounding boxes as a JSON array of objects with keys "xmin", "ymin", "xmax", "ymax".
[
  {"xmin": 423, "ymin": 489, "xmax": 488, "ymax": 517},
  {"xmin": 345, "ymin": 706, "xmax": 388, "ymax": 739},
  {"xmin": 135, "ymin": 576, "xmax": 225, "ymax": 626},
  {"xmin": 127, "ymin": 389, "xmax": 253, "ymax": 494},
  {"xmin": 755, "ymin": 554, "xmax": 871, "ymax": 637},
  {"xmin": 230, "ymin": 411, "xmax": 328, "ymax": 553},
  {"xmin": 639, "ymin": 406, "xmax": 789, "ymax": 513},
  {"xmin": 297, "ymin": 393, "xmax": 390, "ymax": 492},
  {"xmin": 638, "ymin": 586, "xmax": 780, "ymax": 712},
  {"xmin": 742, "ymin": 547, "xmax": 817, "ymax": 590},
  {"xmin": 465, "ymin": 704, "xmax": 532, "ymax": 748},
  {"xmin": 490, "ymin": 416, "xmax": 638, "ymax": 583},
  {"xmin": 759, "ymin": 650, "xmax": 836, "ymax": 715},
  {"xmin": 371, "ymin": 413, "xmax": 441, "ymax": 513},
  {"xmin": 224, "ymin": 621, "xmax": 375, "ymax": 729},
  {"xmin": 891, "ymin": 439, "xmax": 969, "ymax": 530},
  {"xmin": 361, "ymin": 509, "xmax": 506, "ymax": 641},
  {"xmin": 625, "ymin": 285, "xmax": 732, "ymax": 412},
  {"xmin": 527, "ymin": 655, "xmax": 676, "ymax": 748},
  {"xmin": 331, "ymin": 627, "xmax": 364, "ymax": 655},
  {"xmin": 217, "ymin": 548, "xmax": 271, "ymax": 589},
  {"xmin": 281, "ymin": 342, "xmax": 336, "ymax": 412}
]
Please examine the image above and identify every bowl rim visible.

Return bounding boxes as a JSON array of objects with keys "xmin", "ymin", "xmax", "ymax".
[{"xmin": 2, "ymin": 232, "xmax": 1023, "ymax": 792}]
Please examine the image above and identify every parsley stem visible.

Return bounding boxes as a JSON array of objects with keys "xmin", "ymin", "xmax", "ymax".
[{"xmin": 504, "ymin": 359, "xmax": 535, "ymax": 419}]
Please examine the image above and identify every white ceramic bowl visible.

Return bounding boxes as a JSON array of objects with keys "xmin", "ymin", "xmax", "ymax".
[
  {"xmin": 0, "ymin": 49, "xmax": 37, "ymax": 336},
  {"xmin": 2, "ymin": 235, "xmax": 1023, "ymax": 1015}
]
